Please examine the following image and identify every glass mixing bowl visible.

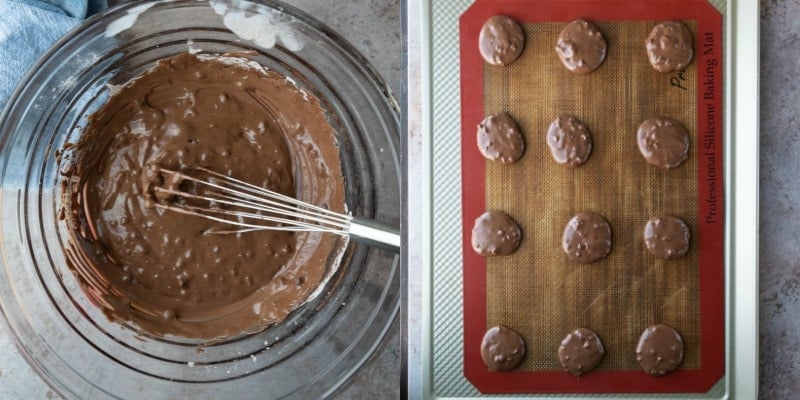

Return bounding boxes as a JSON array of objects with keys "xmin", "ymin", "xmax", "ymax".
[{"xmin": 0, "ymin": 1, "xmax": 400, "ymax": 398}]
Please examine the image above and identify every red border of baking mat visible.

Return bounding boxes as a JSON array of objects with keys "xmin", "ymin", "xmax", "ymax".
[{"xmin": 459, "ymin": 0, "xmax": 723, "ymax": 394}]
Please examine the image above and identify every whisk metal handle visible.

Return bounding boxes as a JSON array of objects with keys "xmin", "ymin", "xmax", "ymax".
[{"xmin": 349, "ymin": 218, "xmax": 401, "ymax": 252}]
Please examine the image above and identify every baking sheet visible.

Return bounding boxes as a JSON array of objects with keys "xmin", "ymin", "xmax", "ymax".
[
  {"xmin": 411, "ymin": 0, "xmax": 759, "ymax": 398},
  {"xmin": 460, "ymin": 2, "xmax": 722, "ymax": 393}
]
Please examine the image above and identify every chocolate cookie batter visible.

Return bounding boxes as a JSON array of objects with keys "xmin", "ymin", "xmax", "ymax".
[
  {"xmin": 477, "ymin": 112, "xmax": 525, "ymax": 164},
  {"xmin": 557, "ymin": 328, "xmax": 605, "ymax": 376},
  {"xmin": 562, "ymin": 212, "xmax": 612, "ymax": 264},
  {"xmin": 471, "ymin": 211, "xmax": 522, "ymax": 257},
  {"xmin": 637, "ymin": 117, "xmax": 690, "ymax": 169},
  {"xmin": 546, "ymin": 115, "xmax": 592, "ymax": 167},
  {"xmin": 555, "ymin": 19, "xmax": 607, "ymax": 74},
  {"xmin": 646, "ymin": 21, "xmax": 694, "ymax": 73},
  {"xmin": 644, "ymin": 215, "xmax": 690, "ymax": 260},
  {"xmin": 481, "ymin": 325, "xmax": 526, "ymax": 371},
  {"xmin": 479, "ymin": 15, "xmax": 525, "ymax": 66},
  {"xmin": 636, "ymin": 324, "xmax": 685, "ymax": 376},
  {"xmin": 62, "ymin": 53, "xmax": 345, "ymax": 339}
]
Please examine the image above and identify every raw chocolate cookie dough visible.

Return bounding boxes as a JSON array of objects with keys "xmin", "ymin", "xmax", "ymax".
[
  {"xmin": 477, "ymin": 112, "xmax": 525, "ymax": 164},
  {"xmin": 637, "ymin": 117, "xmax": 690, "ymax": 169},
  {"xmin": 62, "ymin": 53, "xmax": 346, "ymax": 340},
  {"xmin": 644, "ymin": 215, "xmax": 690, "ymax": 259},
  {"xmin": 479, "ymin": 15, "xmax": 525, "ymax": 66},
  {"xmin": 562, "ymin": 212, "xmax": 612, "ymax": 264},
  {"xmin": 472, "ymin": 210, "xmax": 522, "ymax": 257},
  {"xmin": 558, "ymin": 328, "xmax": 605, "ymax": 376},
  {"xmin": 481, "ymin": 325, "xmax": 526, "ymax": 371},
  {"xmin": 636, "ymin": 324, "xmax": 685, "ymax": 376},
  {"xmin": 546, "ymin": 115, "xmax": 592, "ymax": 167},
  {"xmin": 646, "ymin": 21, "xmax": 694, "ymax": 73},
  {"xmin": 556, "ymin": 19, "xmax": 607, "ymax": 74}
]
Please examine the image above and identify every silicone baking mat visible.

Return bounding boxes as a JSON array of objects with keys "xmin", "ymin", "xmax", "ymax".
[{"xmin": 459, "ymin": 0, "xmax": 723, "ymax": 394}]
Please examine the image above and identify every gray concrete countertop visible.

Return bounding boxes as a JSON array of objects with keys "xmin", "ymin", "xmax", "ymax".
[
  {"xmin": 0, "ymin": 1, "xmax": 401, "ymax": 399},
  {"xmin": 759, "ymin": 1, "xmax": 799, "ymax": 399}
]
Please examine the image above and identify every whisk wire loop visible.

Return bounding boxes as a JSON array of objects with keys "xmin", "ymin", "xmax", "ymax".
[
  {"xmin": 151, "ymin": 167, "xmax": 400, "ymax": 250},
  {"xmin": 153, "ymin": 168, "xmax": 349, "ymax": 234}
]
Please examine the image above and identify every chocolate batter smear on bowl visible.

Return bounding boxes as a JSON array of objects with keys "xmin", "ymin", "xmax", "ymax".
[{"xmin": 62, "ymin": 53, "xmax": 346, "ymax": 340}]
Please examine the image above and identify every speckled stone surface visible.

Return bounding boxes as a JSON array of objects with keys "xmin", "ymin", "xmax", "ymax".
[
  {"xmin": 759, "ymin": 1, "xmax": 800, "ymax": 399},
  {"xmin": 0, "ymin": 1, "xmax": 401, "ymax": 399}
]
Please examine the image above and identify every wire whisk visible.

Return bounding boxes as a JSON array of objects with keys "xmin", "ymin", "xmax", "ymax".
[{"xmin": 152, "ymin": 167, "xmax": 400, "ymax": 251}]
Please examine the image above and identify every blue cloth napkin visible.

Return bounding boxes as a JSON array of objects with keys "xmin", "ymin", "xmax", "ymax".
[{"xmin": 0, "ymin": 0, "xmax": 107, "ymax": 111}]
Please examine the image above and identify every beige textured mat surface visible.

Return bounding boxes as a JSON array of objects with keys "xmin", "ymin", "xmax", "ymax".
[{"xmin": 483, "ymin": 21, "xmax": 700, "ymax": 371}]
